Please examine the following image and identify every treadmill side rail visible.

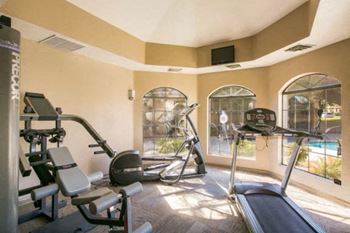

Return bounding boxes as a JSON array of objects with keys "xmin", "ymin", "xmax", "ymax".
[
  {"xmin": 283, "ymin": 196, "xmax": 326, "ymax": 233},
  {"xmin": 281, "ymin": 137, "xmax": 308, "ymax": 193},
  {"xmin": 236, "ymin": 194, "xmax": 264, "ymax": 233}
]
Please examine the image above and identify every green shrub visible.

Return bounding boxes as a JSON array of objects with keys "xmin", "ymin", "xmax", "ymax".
[
  {"xmin": 284, "ymin": 142, "xmax": 341, "ymax": 180},
  {"xmin": 310, "ymin": 157, "xmax": 341, "ymax": 180},
  {"xmin": 284, "ymin": 144, "xmax": 308, "ymax": 164},
  {"xmin": 156, "ymin": 138, "xmax": 184, "ymax": 154},
  {"xmin": 238, "ymin": 140, "xmax": 256, "ymax": 157}
]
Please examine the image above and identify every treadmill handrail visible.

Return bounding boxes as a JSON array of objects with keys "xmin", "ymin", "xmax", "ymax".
[
  {"xmin": 228, "ymin": 124, "xmax": 323, "ymax": 195},
  {"xmin": 234, "ymin": 125, "xmax": 323, "ymax": 139},
  {"xmin": 20, "ymin": 114, "xmax": 116, "ymax": 158}
]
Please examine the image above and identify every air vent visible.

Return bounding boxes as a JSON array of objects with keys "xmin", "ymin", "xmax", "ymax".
[
  {"xmin": 168, "ymin": 67, "xmax": 183, "ymax": 72},
  {"xmin": 38, "ymin": 35, "xmax": 85, "ymax": 52},
  {"xmin": 285, "ymin": 44, "xmax": 314, "ymax": 52},
  {"xmin": 225, "ymin": 64, "xmax": 241, "ymax": 69}
]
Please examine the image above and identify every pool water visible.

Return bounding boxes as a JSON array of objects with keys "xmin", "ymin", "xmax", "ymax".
[{"xmin": 309, "ymin": 142, "xmax": 339, "ymax": 151}]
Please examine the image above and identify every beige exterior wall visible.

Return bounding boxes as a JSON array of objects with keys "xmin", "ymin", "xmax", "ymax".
[
  {"xmin": 19, "ymin": 39, "xmax": 134, "ymax": 189},
  {"xmin": 133, "ymin": 71, "xmax": 198, "ymax": 152}
]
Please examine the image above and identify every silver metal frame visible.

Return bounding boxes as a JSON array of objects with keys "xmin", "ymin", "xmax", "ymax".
[
  {"xmin": 281, "ymin": 137, "xmax": 307, "ymax": 193},
  {"xmin": 228, "ymin": 127, "xmax": 325, "ymax": 233}
]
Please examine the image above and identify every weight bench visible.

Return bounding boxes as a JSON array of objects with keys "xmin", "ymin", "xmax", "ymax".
[{"xmin": 47, "ymin": 147, "xmax": 152, "ymax": 233}]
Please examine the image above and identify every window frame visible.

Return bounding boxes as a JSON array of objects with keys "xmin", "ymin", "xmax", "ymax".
[
  {"xmin": 281, "ymin": 74, "xmax": 342, "ymax": 182},
  {"xmin": 208, "ymin": 85, "xmax": 256, "ymax": 158},
  {"xmin": 142, "ymin": 87, "xmax": 188, "ymax": 156}
]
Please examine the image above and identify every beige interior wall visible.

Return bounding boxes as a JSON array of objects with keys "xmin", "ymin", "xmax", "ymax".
[
  {"xmin": 133, "ymin": 71, "xmax": 198, "ymax": 152},
  {"xmin": 1, "ymin": 0, "xmax": 318, "ymax": 68},
  {"xmin": 267, "ymin": 38, "xmax": 350, "ymax": 202},
  {"xmin": 17, "ymin": 35, "xmax": 350, "ymax": 203},
  {"xmin": 19, "ymin": 39, "xmax": 134, "ymax": 190},
  {"xmin": 196, "ymin": 0, "xmax": 319, "ymax": 67},
  {"xmin": 145, "ymin": 43, "xmax": 197, "ymax": 67},
  {"xmin": 251, "ymin": 1, "xmax": 310, "ymax": 59},
  {"xmin": 198, "ymin": 38, "xmax": 350, "ymax": 202},
  {"xmin": 0, "ymin": 0, "xmax": 7, "ymax": 7},
  {"xmin": 1, "ymin": 0, "xmax": 145, "ymax": 62}
]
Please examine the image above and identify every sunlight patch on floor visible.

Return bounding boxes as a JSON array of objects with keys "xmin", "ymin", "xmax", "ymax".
[{"xmin": 156, "ymin": 183, "xmax": 238, "ymax": 220}]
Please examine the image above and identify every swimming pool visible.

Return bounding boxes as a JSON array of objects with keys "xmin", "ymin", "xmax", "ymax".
[{"xmin": 309, "ymin": 142, "xmax": 339, "ymax": 151}]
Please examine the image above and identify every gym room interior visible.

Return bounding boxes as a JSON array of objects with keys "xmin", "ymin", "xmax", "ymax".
[{"xmin": 0, "ymin": 0, "xmax": 350, "ymax": 232}]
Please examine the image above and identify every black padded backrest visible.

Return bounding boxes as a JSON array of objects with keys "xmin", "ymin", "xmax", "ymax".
[
  {"xmin": 24, "ymin": 92, "xmax": 58, "ymax": 120},
  {"xmin": 48, "ymin": 147, "xmax": 90, "ymax": 197}
]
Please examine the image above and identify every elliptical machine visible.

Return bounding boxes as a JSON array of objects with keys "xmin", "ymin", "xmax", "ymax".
[{"xmin": 109, "ymin": 103, "xmax": 206, "ymax": 185}]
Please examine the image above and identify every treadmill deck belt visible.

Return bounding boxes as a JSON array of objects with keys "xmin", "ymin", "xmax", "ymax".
[{"xmin": 245, "ymin": 194, "xmax": 317, "ymax": 233}]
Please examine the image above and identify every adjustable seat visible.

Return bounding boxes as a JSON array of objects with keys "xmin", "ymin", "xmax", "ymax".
[{"xmin": 47, "ymin": 147, "xmax": 152, "ymax": 233}]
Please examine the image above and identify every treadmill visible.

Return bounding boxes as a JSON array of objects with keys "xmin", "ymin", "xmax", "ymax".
[{"xmin": 228, "ymin": 108, "xmax": 326, "ymax": 233}]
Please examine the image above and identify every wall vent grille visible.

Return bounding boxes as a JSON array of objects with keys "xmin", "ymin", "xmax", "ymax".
[
  {"xmin": 285, "ymin": 44, "xmax": 314, "ymax": 52},
  {"xmin": 225, "ymin": 64, "xmax": 241, "ymax": 69},
  {"xmin": 38, "ymin": 35, "xmax": 85, "ymax": 52},
  {"xmin": 168, "ymin": 67, "xmax": 183, "ymax": 72}
]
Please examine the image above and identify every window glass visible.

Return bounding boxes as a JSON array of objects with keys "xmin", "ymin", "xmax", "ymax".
[
  {"xmin": 143, "ymin": 87, "xmax": 187, "ymax": 156},
  {"xmin": 282, "ymin": 74, "xmax": 341, "ymax": 182},
  {"xmin": 209, "ymin": 86, "xmax": 256, "ymax": 158}
]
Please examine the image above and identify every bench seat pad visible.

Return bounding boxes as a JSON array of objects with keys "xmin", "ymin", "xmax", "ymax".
[
  {"xmin": 71, "ymin": 187, "xmax": 113, "ymax": 206},
  {"xmin": 48, "ymin": 147, "xmax": 91, "ymax": 197}
]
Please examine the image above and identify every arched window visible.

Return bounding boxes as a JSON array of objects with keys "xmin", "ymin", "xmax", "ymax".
[
  {"xmin": 143, "ymin": 87, "xmax": 187, "ymax": 156},
  {"xmin": 282, "ymin": 73, "xmax": 342, "ymax": 182},
  {"xmin": 209, "ymin": 86, "xmax": 256, "ymax": 158}
]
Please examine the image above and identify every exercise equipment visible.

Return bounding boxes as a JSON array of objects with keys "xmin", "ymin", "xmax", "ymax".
[
  {"xmin": 38, "ymin": 146, "xmax": 152, "ymax": 233},
  {"xmin": 18, "ymin": 92, "xmax": 151, "ymax": 232},
  {"xmin": 228, "ymin": 108, "xmax": 326, "ymax": 233},
  {"xmin": 0, "ymin": 15, "xmax": 20, "ymax": 233},
  {"xmin": 20, "ymin": 92, "xmax": 116, "ymax": 158},
  {"xmin": 18, "ymin": 93, "xmax": 69, "ymax": 225},
  {"xmin": 109, "ymin": 103, "xmax": 206, "ymax": 185}
]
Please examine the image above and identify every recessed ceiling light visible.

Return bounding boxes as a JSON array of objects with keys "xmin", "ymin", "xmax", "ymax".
[
  {"xmin": 168, "ymin": 67, "xmax": 183, "ymax": 72},
  {"xmin": 225, "ymin": 64, "xmax": 241, "ymax": 69},
  {"xmin": 285, "ymin": 44, "xmax": 314, "ymax": 52}
]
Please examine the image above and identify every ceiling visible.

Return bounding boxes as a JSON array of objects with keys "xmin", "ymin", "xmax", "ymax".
[
  {"xmin": 67, "ymin": 0, "xmax": 307, "ymax": 47},
  {"xmin": 3, "ymin": 0, "xmax": 350, "ymax": 74}
]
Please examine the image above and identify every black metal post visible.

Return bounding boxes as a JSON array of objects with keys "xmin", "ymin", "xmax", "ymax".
[{"xmin": 0, "ymin": 16, "xmax": 21, "ymax": 233}]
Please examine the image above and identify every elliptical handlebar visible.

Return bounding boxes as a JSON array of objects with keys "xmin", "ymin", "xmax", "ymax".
[{"xmin": 178, "ymin": 103, "xmax": 199, "ymax": 117}]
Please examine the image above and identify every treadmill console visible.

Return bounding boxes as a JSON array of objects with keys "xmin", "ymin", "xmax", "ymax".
[{"xmin": 244, "ymin": 108, "xmax": 276, "ymax": 132}]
